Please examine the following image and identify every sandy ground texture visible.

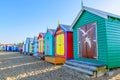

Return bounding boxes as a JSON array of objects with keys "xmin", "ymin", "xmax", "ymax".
[{"xmin": 0, "ymin": 52, "xmax": 120, "ymax": 80}]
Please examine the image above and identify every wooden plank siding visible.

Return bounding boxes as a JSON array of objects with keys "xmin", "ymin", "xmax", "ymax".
[
  {"xmin": 106, "ymin": 17, "xmax": 120, "ymax": 68},
  {"xmin": 73, "ymin": 11, "xmax": 108, "ymax": 64},
  {"xmin": 44, "ymin": 31, "xmax": 54, "ymax": 56}
]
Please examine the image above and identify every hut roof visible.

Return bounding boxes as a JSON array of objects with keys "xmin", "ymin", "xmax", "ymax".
[{"xmin": 71, "ymin": 6, "xmax": 120, "ymax": 28}]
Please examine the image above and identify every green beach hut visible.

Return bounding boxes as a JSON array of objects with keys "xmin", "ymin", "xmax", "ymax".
[{"xmin": 64, "ymin": 6, "xmax": 120, "ymax": 77}]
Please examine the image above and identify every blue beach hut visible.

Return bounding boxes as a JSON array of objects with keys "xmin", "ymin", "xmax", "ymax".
[
  {"xmin": 33, "ymin": 36, "xmax": 38, "ymax": 56},
  {"xmin": 44, "ymin": 29, "xmax": 55, "ymax": 56}
]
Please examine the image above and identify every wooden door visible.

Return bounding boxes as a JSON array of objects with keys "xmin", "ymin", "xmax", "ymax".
[
  {"xmin": 30, "ymin": 43, "xmax": 32, "ymax": 53},
  {"xmin": 56, "ymin": 35, "xmax": 61, "ymax": 54},
  {"xmin": 46, "ymin": 39, "xmax": 50, "ymax": 55},
  {"xmin": 78, "ymin": 23, "xmax": 97, "ymax": 59},
  {"xmin": 56, "ymin": 34, "xmax": 64, "ymax": 56},
  {"xmin": 38, "ymin": 41, "xmax": 41, "ymax": 53},
  {"xmin": 60, "ymin": 34, "xmax": 64, "ymax": 55},
  {"xmin": 87, "ymin": 23, "xmax": 97, "ymax": 58},
  {"xmin": 40, "ymin": 39, "xmax": 44, "ymax": 53},
  {"xmin": 40, "ymin": 40, "xmax": 41, "ymax": 53},
  {"xmin": 78, "ymin": 26, "xmax": 87, "ymax": 58}
]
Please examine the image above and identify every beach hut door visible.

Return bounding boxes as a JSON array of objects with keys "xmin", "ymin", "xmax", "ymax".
[
  {"xmin": 39, "ymin": 39, "xmax": 44, "ymax": 53},
  {"xmin": 46, "ymin": 40, "xmax": 50, "ymax": 55},
  {"xmin": 56, "ymin": 34, "xmax": 64, "ymax": 55},
  {"xmin": 78, "ymin": 23, "xmax": 97, "ymax": 59}
]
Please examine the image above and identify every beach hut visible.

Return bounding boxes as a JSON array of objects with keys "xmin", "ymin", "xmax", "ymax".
[
  {"xmin": 24, "ymin": 38, "xmax": 30, "ymax": 54},
  {"xmin": 24, "ymin": 38, "xmax": 33, "ymax": 55},
  {"xmin": 64, "ymin": 6, "xmax": 120, "ymax": 77},
  {"xmin": 45, "ymin": 24, "xmax": 73, "ymax": 64},
  {"xmin": 33, "ymin": 36, "xmax": 38, "ymax": 56},
  {"xmin": 2, "ymin": 45, "xmax": 7, "ymax": 51},
  {"xmin": 22, "ymin": 43, "xmax": 26, "ymax": 54},
  {"xmin": 7, "ymin": 45, "xmax": 12, "ymax": 51},
  {"xmin": 55, "ymin": 24, "xmax": 73, "ymax": 59},
  {"xmin": 0, "ymin": 45, "xmax": 3, "ymax": 51},
  {"xmin": 19, "ymin": 46, "xmax": 23, "ymax": 53},
  {"xmin": 44, "ymin": 29, "xmax": 55, "ymax": 56},
  {"xmin": 37, "ymin": 33, "xmax": 45, "ymax": 59},
  {"xmin": 28, "ymin": 38, "xmax": 34, "ymax": 55},
  {"xmin": 13, "ymin": 46, "xmax": 18, "ymax": 52}
]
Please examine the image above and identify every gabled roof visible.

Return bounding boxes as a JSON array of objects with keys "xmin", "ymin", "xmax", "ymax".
[
  {"xmin": 33, "ymin": 36, "xmax": 37, "ymax": 42},
  {"xmin": 26, "ymin": 37, "xmax": 33, "ymax": 43},
  {"xmin": 71, "ymin": 6, "xmax": 120, "ymax": 28},
  {"xmin": 55, "ymin": 24, "xmax": 72, "ymax": 34},
  {"xmin": 47, "ymin": 29, "xmax": 56, "ymax": 35},
  {"xmin": 37, "ymin": 33, "xmax": 45, "ymax": 39},
  {"xmin": 60, "ymin": 24, "xmax": 72, "ymax": 32},
  {"xmin": 29, "ymin": 38, "xmax": 34, "ymax": 43}
]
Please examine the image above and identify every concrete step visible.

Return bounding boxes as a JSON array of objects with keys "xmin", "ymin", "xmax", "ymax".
[
  {"xmin": 64, "ymin": 59, "xmax": 106, "ymax": 78},
  {"xmin": 65, "ymin": 61, "xmax": 97, "ymax": 71},
  {"xmin": 63, "ymin": 64, "xmax": 94, "ymax": 76}
]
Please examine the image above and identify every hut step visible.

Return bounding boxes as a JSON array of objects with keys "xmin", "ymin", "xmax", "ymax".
[
  {"xmin": 63, "ymin": 64, "xmax": 94, "ymax": 76},
  {"xmin": 69, "ymin": 60, "xmax": 105, "ymax": 67},
  {"xmin": 65, "ymin": 61, "xmax": 97, "ymax": 71},
  {"xmin": 64, "ymin": 60, "xmax": 106, "ymax": 77}
]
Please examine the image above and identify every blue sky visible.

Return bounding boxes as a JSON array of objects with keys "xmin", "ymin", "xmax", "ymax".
[{"xmin": 0, "ymin": 0, "xmax": 120, "ymax": 44}]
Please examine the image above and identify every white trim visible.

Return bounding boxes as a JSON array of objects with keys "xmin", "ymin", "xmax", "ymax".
[
  {"xmin": 77, "ymin": 28, "xmax": 80, "ymax": 57},
  {"xmin": 77, "ymin": 22, "xmax": 98, "ymax": 59},
  {"xmin": 95, "ymin": 22, "xmax": 98, "ymax": 60}
]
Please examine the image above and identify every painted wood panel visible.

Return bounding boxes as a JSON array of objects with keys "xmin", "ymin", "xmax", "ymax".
[
  {"xmin": 56, "ymin": 34, "xmax": 64, "ymax": 55},
  {"xmin": 44, "ymin": 31, "xmax": 54, "ymax": 56},
  {"xmin": 30, "ymin": 43, "xmax": 33, "ymax": 53},
  {"xmin": 78, "ymin": 22, "xmax": 97, "ymax": 59},
  {"xmin": 106, "ymin": 17, "xmax": 120, "ymax": 68},
  {"xmin": 38, "ymin": 39, "xmax": 44, "ymax": 54},
  {"xmin": 67, "ymin": 32, "xmax": 73, "ymax": 58}
]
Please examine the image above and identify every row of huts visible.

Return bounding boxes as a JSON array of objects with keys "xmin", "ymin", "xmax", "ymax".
[
  {"xmin": 0, "ymin": 44, "xmax": 23, "ymax": 52},
  {"xmin": 23, "ymin": 24, "xmax": 73, "ymax": 59},
  {"xmin": 22, "ymin": 6, "xmax": 120, "ymax": 77}
]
